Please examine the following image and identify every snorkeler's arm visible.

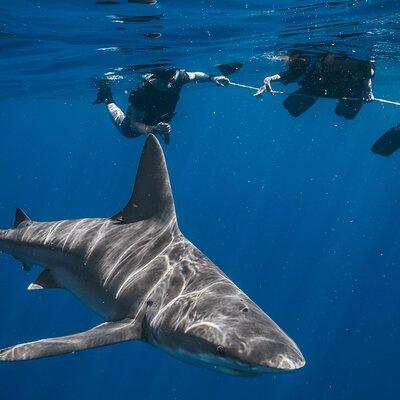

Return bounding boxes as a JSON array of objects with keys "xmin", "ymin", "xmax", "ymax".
[
  {"xmin": 264, "ymin": 73, "xmax": 284, "ymax": 85},
  {"xmin": 186, "ymin": 72, "xmax": 210, "ymax": 82},
  {"xmin": 364, "ymin": 68, "xmax": 375, "ymax": 101},
  {"xmin": 130, "ymin": 121, "xmax": 154, "ymax": 135},
  {"xmin": 126, "ymin": 106, "xmax": 171, "ymax": 136},
  {"xmin": 130, "ymin": 121, "xmax": 171, "ymax": 136},
  {"xmin": 186, "ymin": 72, "xmax": 230, "ymax": 86},
  {"xmin": 254, "ymin": 73, "xmax": 284, "ymax": 97}
]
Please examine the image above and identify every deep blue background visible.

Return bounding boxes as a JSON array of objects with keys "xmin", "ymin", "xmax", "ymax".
[{"xmin": 1, "ymin": 1, "xmax": 400, "ymax": 399}]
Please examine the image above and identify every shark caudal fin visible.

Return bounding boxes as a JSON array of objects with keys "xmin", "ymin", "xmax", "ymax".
[
  {"xmin": 113, "ymin": 134, "xmax": 176, "ymax": 224},
  {"xmin": 0, "ymin": 209, "xmax": 30, "ymax": 237},
  {"xmin": 14, "ymin": 208, "xmax": 32, "ymax": 228},
  {"xmin": 0, "ymin": 209, "xmax": 32, "ymax": 245}
]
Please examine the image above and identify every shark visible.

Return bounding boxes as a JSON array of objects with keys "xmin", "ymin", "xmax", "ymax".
[{"xmin": 0, "ymin": 135, "xmax": 305, "ymax": 376}]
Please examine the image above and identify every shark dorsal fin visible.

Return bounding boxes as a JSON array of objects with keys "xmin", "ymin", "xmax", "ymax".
[
  {"xmin": 14, "ymin": 208, "xmax": 32, "ymax": 228},
  {"xmin": 114, "ymin": 135, "xmax": 176, "ymax": 224}
]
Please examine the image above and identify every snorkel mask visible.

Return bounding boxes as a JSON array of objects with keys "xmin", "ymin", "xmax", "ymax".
[{"xmin": 143, "ymin": 69, "xmax": 180, "ymax": 89}]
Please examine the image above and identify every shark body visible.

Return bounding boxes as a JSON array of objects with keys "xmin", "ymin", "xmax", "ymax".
[{"xmin": 0, "ymin": 135, "xmax": 304, "ymax": 376}]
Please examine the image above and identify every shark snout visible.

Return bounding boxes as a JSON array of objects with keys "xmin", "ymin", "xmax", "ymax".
[{"xmin": 260, "ymin": 343, "xmax": 305, "ymax": 372}]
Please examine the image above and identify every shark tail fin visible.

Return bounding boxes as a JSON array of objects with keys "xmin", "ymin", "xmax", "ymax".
[
  {"xmin": 14, "ymin": 208, "xmax": 32, "ymax": 228},
  {"xmin": 113, "ymin": 134, "xmax": 176, "ymax": 224}
]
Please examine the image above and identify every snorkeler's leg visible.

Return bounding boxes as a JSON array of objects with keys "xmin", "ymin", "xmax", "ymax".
[
  {"xmin": 106, "ymin": 103, "xmax": 142, "ymax": 139},
  {"xmin": 335, "ymin": 99, "xmax": 363, "ymax": 120},
  {"xmin": 283, "ymin": 89, "xmax": 318, "ymax": 117},
  {"xmin": 106, "ymin": 102, "xmax": 135, "ymax": 138},
  {"xmin": 107, "ymin": 102, "xmax": 126, "ymax": 128}
]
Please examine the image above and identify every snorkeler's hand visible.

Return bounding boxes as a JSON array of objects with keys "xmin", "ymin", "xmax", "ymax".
[
  {"xmin": 153, "ymin": 122, "xmax": 171, "ymax": 135},
  {"xmin": 366, "ymin": 91, "xmax": 375, "ymax": 102},
  {"xmin": 254, "ymin": 79, "xmax": 273, "ymax": 98},
  {"xmin": 254, "ymin": 85, "xmax": 267, "ymax": 98},
  {"xmin": 211, "ymin": 75, "xmax": 230, "ymax": 86}
]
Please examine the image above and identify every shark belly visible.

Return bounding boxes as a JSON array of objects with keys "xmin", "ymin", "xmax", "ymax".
[
  {"xmin": 50, "ymin": 264, "xmax": 130, "ymax": 321},
  {"xmin": 0, "ymin": 221, "xmax": 130, "ymax": 321}
]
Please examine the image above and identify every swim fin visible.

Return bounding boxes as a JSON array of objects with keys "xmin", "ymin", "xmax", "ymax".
[
  {"xmin": 371, "ymin": 124, "xmax": 400, "ymax": 156},
  {"xmin": 217, "ymin": 62, "xmax": 243, "ymax": 76},
  {"xmin": 93, "ymin": 80, "xmax": 114, "ymax": 105},
  {"xmin": 335, "ymin": 99, "xmax": 363, "ymax": 120},
  {"xmin": 283, "ymin": 89, "xmax": 318, "ymax": 117}
]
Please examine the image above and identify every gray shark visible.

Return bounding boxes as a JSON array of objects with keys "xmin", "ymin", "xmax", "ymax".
[{"xmin": 0, "ymin": 135, "xmax": 305, "ymax": 376}]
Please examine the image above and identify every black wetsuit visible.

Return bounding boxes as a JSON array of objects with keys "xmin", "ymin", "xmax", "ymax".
[
  {"xmin": 301, "ymin": 54, "xmax": 374, "ymax": 99},
  {"xmin": 120, "ymin": 70, "xmax": 190, "ymax": 137},
  {"xmin": 279, "ymin": 54, "xmax": 375, "ymax": 119}
]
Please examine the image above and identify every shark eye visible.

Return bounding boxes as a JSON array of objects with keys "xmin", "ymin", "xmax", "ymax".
[{"xmin": 216, "ymin": 346, "xmax": 225, "ymax": 357}]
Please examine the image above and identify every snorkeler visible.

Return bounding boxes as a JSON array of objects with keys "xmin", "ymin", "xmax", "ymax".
[
  {"xmin": 255, "ymin": 52, "xmax": 375, "ymax": 120},
  {"xmin": 93, "ymin": 69, "xmax": 230, "ymax": 144}
]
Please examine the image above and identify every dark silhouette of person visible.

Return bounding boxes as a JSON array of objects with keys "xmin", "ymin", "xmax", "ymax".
[
  {"xmin": 256, "ymin": 52, "xmax": 375, "ymax": 120},
  {"xmin": 93, "ymin": 69, "xmax": 229, "ymax": 144}
]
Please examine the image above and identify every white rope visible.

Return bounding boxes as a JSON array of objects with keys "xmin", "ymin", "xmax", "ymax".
[
  {"xmin": 229, "ymin": 81, "xmax": 400, "ymax": 108},
  {"xmin": 373, "ymin": 98, "xmax": 400, "ymax": 107},
  {"xmin": 228, "ymin": 82, "xmax": 260, "ymax": 91}
]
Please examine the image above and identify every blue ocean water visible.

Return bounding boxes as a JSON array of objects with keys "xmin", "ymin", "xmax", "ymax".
[{"xmin": 1, "ymin": 0, "xmax": 400, "ymax": 398}]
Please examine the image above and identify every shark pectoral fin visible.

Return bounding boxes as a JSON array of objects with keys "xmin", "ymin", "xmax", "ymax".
[
  {"xmin": 22, "ymin": 262, "xmax": 32, "ymax": 272},
  {"xmin": 28, "ymin": 270, "xmax": 62, "ymax": 290},
  {"xmin": 0, "ymin": 318, "xmax": 142, "ymax": 361},
  {"xmin": 112, "ymin": 135, "xmax": 176, "ymax": 224}
]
